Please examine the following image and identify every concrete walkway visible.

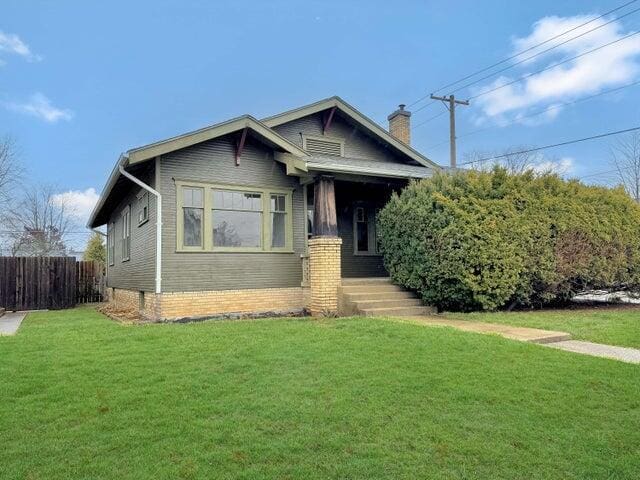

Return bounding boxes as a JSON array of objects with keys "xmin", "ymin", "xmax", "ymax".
[
  {"xmin": 0, "ymin": 312, "xmax": 27, "ymax": 336},
  {"xmin": 399, "ymin": 316, "xmax": 640, "ymax": 364},
  {"xmin": 546, "ymin": 340, "xmax": 640, "ymax": 364},
  {"xmin": 403, "ymin": 316, "xmax": 571, "ymax": 344}
]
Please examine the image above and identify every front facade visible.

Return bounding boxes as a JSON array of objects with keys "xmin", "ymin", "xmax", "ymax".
[{"xmin": 88, "ymin": 97, "xmax": 440, "ymax": 320}]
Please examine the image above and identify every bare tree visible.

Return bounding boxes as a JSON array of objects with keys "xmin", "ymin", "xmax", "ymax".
[
  {"xmin": 4, "ymin": 184, "xmax": 76, "ymax": 256},
  {"xmin": 0, "ymin": 135, "xmax": 23, "ymax": 209},
  {"xmin": 610, "ymin": 131, "xmax": 640, "ymax": 202}
]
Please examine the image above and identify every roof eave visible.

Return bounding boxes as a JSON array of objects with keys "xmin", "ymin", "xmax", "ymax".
[
  {"xmin": 306, "ymin": 163, "xmax": 432, "ymax": 180},
  {"xmin": 127, "ymin": 115, "xmax": 308, "ymax": 165},
  {"xmin": 86, "ymin": 153, "xmax": 129, "ymax": 228}
]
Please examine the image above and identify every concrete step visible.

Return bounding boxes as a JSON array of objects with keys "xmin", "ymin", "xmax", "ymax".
[
  {"xmin": 340, "ymin": 284, "xmax": 406, "ymax": 294},
  {"xmin": 353, "ymin": 298, "xmax": 424, "ymax": 309},
  {"xmin": 341, "ymin": 277, "xmax": 391, "ymax": 286},
  {"xmin": 343, "ymin": 291, "xmax": 416, "ymax": 302},
  {"xmin": 360, "ymin": 306, "xmax": 436, "ymax": 317}
]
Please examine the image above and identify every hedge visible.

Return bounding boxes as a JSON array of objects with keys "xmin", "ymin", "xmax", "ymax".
[{"xmin": 377, "ymin": 168, "xmax": 640, "ymax": 311}]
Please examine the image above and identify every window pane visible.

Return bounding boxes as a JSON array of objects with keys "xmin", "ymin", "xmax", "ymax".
[
  {"xmin": 272, "ymin": 212, "xmax": 285, "ymax": 248},
  {"xmin": 183, "ymin": 188, "xmax": 192, "ymax": 206},
  {"xmin": 213, "ymin": 190, "xmax": 224, "ymax": 207},
  {"xmin": 307, "ymin": 207, "xmax": 314, "ymax": 238},
  {"xmin": 192, "ymin": 188, "xmax": 203, "ymax": 207},
  {"xmin": 251, "ymin": 194, "xmax": 262, "ymax": 211},
  {"xmin": 183, "ymin": 187, "xmax": 203, "ymax": 208},
  {"xmin": 271, "ymin": 194, "xmax": 286, "ymax": 212},
  {"xmin": 232, "ymin": 191, "xmax": 242, "ymax": 209},
  {"xmin": 183, "ymin": 207, "xmax": 202, "ymax": 246},
  {"xmin": 357, "ymin": 222, "xmax": 368, "ymax": 252},
  {"xmin": 214, "ymin": 190, "xmax": 262, "ymax": 211},
  {"xmin": 213, "ymin": 211, "xmax": 262, "ymax": 247},
  {"xmin": 222, "ymin": 191, "xmax": 233, "ymax": 208}
]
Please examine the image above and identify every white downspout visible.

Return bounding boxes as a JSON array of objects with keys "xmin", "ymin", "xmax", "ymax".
[{"xmin": 118, "ymin": 165, "xmax": 162, "ymax": 294}]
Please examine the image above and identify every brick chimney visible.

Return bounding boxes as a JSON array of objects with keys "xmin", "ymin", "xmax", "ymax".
[{"xmin": 388, "ymin": 104, "xmax": 411, "ymax": 145}]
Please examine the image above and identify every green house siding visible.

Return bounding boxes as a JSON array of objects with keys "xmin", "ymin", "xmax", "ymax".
[
  {"xmin": 272, "ymin": 112, "xmax": 413, "ymax": 165},
  {"xmin": 159, "ymin": 135, "xmax": 306, "ymax": 292},
  {"xmin": 105, "ymin": 163, "xmax": 157, "ymax": 292}
]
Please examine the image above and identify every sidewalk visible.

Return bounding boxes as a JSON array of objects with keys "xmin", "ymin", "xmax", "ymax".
[
  {"xmin": 402, "ymin": 316, "xmax": 571, "ymax": 343},
  {"xmin": 398, "ymin": 316, "xmax": 640, "ymax": 364},
  {"xmin": 0, "ymin": 312, "xmax": 27, "ymax": 336}
]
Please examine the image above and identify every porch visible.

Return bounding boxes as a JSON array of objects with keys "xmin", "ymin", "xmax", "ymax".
[{"xmin": 302, "ymin": 174, "xmax": 410, "ymax": 316}]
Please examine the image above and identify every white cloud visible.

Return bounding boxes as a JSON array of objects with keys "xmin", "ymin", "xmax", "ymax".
[
  {"xmin": 6, "ymin": 93, "xmax": 74, "ymax": 123},
  {"xmin": 473, "ymin": 14, "xmax": 640, "ymax": 124},
  {"xmin": 51, "ymin": 188, "xmax": 99, "ymax": 224},
  {"xmin": 531, "ymin": 156, "xmax": 574, "ymax": 174},
  {"xmin": 0, "ymin": 30, "xmax": 41, "ymax": 63}
]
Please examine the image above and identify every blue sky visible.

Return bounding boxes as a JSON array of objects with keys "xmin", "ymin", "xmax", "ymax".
[{"xmin": 2, "ymin": 0, "xmax": 640, "ymax": 237}]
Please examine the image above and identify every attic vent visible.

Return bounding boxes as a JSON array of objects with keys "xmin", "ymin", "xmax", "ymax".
[{"xmin": 303, "ymin": 135, "xmax": 344, "ymax": 156}]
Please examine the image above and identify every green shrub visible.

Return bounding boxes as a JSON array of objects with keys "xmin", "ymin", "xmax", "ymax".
[{"xmin": 377, "ymin": 168, "xmax": 640, "ymax": 311}]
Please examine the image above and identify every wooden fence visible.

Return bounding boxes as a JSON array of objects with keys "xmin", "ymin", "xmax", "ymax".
[
  {"xmin": 0, "ymin": 257, "xmax": 105, "ymax": 311},
  {"xmin": 76, "ymin": 260, "xmax": 106, "ymax": 304}
]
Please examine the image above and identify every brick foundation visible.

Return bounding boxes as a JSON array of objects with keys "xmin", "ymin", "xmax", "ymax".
[
  {"xmin": 308, "ymin": 236, "xmax": 342, "ymax": 316},
  {"xmin": 107, "ymin": 286, "xmax": 306, "ymax": 321}
]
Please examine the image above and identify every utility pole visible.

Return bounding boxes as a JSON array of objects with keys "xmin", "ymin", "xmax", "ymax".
[{"xmin": 430, "ymin": 94, "xmax": 469, "ymax": 168}]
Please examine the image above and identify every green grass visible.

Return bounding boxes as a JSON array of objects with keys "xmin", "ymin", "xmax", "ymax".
[
  {"xmin": 1, "ymin": 308, "xmax": 639, "ymax": 479},
  {"xmin": 444, "ymin": 306, "xmax": 640, "ymax": 349}
]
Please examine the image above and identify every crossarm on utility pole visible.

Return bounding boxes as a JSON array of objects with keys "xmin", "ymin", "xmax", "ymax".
[{"xmin": 430, "ymin": 94, "xmax": 470, "ymax": 169}]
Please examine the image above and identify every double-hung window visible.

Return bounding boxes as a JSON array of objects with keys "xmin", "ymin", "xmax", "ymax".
[
  {"xmin": 270, "ymin": 194, "xmax": 287, "ymax": 248},
  {"xmin": 181, "ymin": 187, "xmax": 204, "ymax": 248},
  {"xmin": 121, "ymin": 206, "xmax": 131, "ymax": 261},
  {"xmin": 138, "ymin": 191, "xmax": 149, "ymax": 226},
  {"xmin": 176, "ymin": 181, "xmax": 292, "ymax": 252}
]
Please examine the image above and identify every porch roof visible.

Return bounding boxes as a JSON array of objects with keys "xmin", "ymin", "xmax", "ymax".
[{"xmin": 306, "ymin": 154, "xmax": 433, "ymax": 179}]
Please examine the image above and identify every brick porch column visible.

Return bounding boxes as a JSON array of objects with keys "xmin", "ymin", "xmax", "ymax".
[
  {"xmin": 308, "ymin": 175, "xmax": 342, "ymax": 316},
  {"xmin": 308, "ymin": 237, "xmax": 342, "ymax": 316}
]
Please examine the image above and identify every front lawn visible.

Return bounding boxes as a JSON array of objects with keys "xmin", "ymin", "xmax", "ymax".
[
  {"xmin": 444, "ymin": 305, "xmax": 640, "ymax": 349},
  {"xmin": 1, "ymin": 308, "xmax": 639, "ymax": 479}
]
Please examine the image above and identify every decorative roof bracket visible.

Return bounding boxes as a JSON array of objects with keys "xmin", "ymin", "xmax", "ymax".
[
  {"xmin": 235, "ymin": 127, "xmax": 248, "ymax": 166},
  {"xmin": 322, "ymin": 106, "xmax": 336, "ymax": 135}
]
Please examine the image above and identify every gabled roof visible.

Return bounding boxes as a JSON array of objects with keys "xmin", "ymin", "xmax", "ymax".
[
  {"xmin": 126, "ymin": 115, "xmax": 308, "ymax": 165},
  {"xmin": 262, "ymin": 96, "xmax": 440, "ymax": 170},
  {"xmin": 87, "ymin": 115, "xmax": 308, "ymax": 228}
]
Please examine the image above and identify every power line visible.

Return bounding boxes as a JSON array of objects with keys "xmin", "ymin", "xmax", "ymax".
[
  {"xmin": 469, "ymin": 29, "xmax": 640, "ymax": 101},
  {"xmin": 458, "ymin": 125, "xmax": 640, "ymax": 166},
  {"xmin": 427, "ymin": 78, "xmax": 640, "ymax": 147},
  {"xmin": 447, "ymin": 6, "xmax": 640, "ymax": 96},
  {"xmin": 412, "ymin": 110, "xmax": 448, "ymax": 129},
  {"xmin": 578, "ymin": 167, "xmax": 622, "ymax": 180},
  {"xmin": 407, "ymin": 0, "xmax": 639, "ymax": 108}
]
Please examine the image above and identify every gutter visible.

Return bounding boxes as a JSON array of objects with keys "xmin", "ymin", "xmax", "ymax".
[{"xmin": 118, "ymin": 165, "xmax": 163, "ymax": 294}]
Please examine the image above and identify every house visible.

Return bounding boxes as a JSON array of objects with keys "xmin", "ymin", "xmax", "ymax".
[{"xmin": 88, "ymin": 96, "xmax": 441, "ymax": 320}]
